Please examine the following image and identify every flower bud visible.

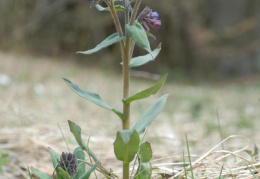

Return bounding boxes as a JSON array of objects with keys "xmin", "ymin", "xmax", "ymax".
[
  {"xmin": 137, "ymin": 7, "xmax": 161, "ymax": 31},
  {"xmin": 58, "ymin": 152, "xmax": 78, "ymax": 177}
]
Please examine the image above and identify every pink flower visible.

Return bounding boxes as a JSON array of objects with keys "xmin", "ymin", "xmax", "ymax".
[{"xmin": 137, "ymin": 7, "xmax": 161, "ymax": 31}]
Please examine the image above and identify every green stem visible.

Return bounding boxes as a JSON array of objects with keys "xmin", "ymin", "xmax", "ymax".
[
  {"xmin": 122, "ymin": 0, "xmax": 141, "ymax": 130},
  {"xmin": 106, "ymin": 0, "xmax": 126, "ymax": 69},
  {"xmin": 122, "ymin": 0, "xmax": 131, "ymax": 131},
  {"xmin": 108, "ymin": 0, "xmax": 142, "ymax": 178},
  {"xmin": 106, "ymin": 0, "xmax": 129, "ymax": 131},
  {"xmin": 129, "ymin": 0, "xmax": 141, "ymax": 25},
  {"xmin": 122, "ymin": 1, "xmax": 131, "ymax": 178},
  {"xmin": 123, "ymin": 163, "xmax": 130, "ymax": 179}
]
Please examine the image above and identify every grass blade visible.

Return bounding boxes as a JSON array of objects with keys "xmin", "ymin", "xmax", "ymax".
[{"xmin": 185, "ymin": 134, "xmax": 194, "ymax": 179}]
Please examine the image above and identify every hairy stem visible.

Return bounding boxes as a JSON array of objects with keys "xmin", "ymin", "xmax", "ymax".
[
  {"xmin": 130, "ymin": 0, "xmax": 141, "ymax": 25},
  {"xmin": 122, "ymin": 0, "xmax": 131, "ymax": 178},
  {"xmin": 122, "ymin": 0, "xmax": 141, "ymax": 130},
  {"xmin": 122, "ymin": 0, "xmax": 131, "ymax": 131},
  {"xmin": 105, "ymin": 0, "xmax": 126, "ymax": 71}
]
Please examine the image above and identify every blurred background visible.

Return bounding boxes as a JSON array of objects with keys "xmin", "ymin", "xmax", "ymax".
[{"xmin": 1, "ymin": 0, "xmax": 260, "ymax": 80}]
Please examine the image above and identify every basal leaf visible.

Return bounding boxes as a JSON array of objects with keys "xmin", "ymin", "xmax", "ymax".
[
  {"xmin": 68, "ymin": 120, "xmax": 98, "ymax": 162},
  {"xmin": 135, "ymin": 162, "xmax": 152, "ymax": 179},
  {"xmin": 74, "ymin": 163, "xmax": 85, "ymax": 179},
  {"xmin": 58, "ymin": 167, "xmax": 72, "ymax": 179},
  {"xmin": 113, "ymin": 129, "xmax": 140, "ymax": 164},
  {"xmin": 29, "ymin": 167, "xmax": 53, "ymax": 179},
  {"xmin": 73, "ymin": 147, "xmax": 85, "ymax": 179},
  {"xmin": 64, "ymin": 78, "xmax": 123, "ymax": 119},
  {"xmin": 76, "ymin": 33, "xmax": 125, "ymax": 55},
  {"xmin": 48, "ymin": 148, "xmax": 59, "ymax": 169},
  {"xmin": 123, "ymin": 74, "xmax": 167, "ymax": 104},
  {"xmin": 133, "ymin": 94, "xmax": 168, "ymax": 134},
  {"xmin": 79, "ymin": 161, "xmax": 99, "ymax": 179},
  {"xmin": 95, "ymin": 4, "xmax": 125, "ymax": 11},
  {"xmin": 48, "ymin": 148, "xmax": 63, "ymax": 179},
  {"xmin": 139, "ymin": 142, "xmax": 152, "ymax": 163},
  {"xmin": 129, "ymin": 43, "xmax": 161, "ymax": 68},
  {"xmin": 126, "ymin": 22, "xmax": 151, "ymax": 53}
]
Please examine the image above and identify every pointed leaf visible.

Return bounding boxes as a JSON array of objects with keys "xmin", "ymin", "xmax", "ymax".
[
  {"xmin": 133, "ymin": 94, "xmax": 168, "ymax": 134},
  {"xmin": 68, "ymin": 120, "xmax": 98, "ymax": 162},
  {"xmin": 48, "ymin": 148, "xmax": 63, "ymax": 179},
  {"xmin": 64, "ymin": 78, "xmax": 123, "ymax": 119},
  {"xmin": 48, "ymin": 148, "xmax": 59, "ymax": 169},
  {"xmin": 129, "ymin": 43, "xmax": 161, "ymax": 68},
  {"xmin": 123, "ymin": 74, "xmax": 167, "ymax": 104},
  {"xmin": 79, "ymin": 161, "xmax": 99, "ymax": 179},
  {"xmin": 146, "ymin": 32, "xmax": 156, "ymax": 40},
  {"xmin": 139, "ymin": 142, "xmax": 152, "ymax": 163},
  {"xmin": 76, "ymin": 33, "xmax": 125, "ymax": 55},
  {"xmin": 126, "ymin": 22, "xmax": 151, "ymax": 53},
  {"xmin": 95, "ymin": 4, "xmax": 125, "ymax": 11},
  {"xmin": 113, "ymin": 129, "xmax": 140, "ymax": 163},
  {"xmin": 29, "ymin": 167, "xmax": 53, "ymax": 179}
]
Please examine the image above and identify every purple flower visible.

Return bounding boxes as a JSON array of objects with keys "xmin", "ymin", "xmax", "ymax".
[{"xmin": 137, "ymin": 7, "xmax": 161, "ymax": 31}]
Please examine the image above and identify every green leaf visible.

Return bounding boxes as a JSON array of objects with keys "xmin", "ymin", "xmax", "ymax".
[
  {"xmin": 129, "ymin": 43, "xmax": 161, "ymax": 68},
  {"xmin": 133, "ymin": 94, "xmax": 168, "ymax": 134},
  {"xmin": 73, "ymin": 147, "xmax": 85, "ymax": 163},
  {"xmin": 135, "ymin": 162, "xmax": 152, "ymax": 179},
  {"xmin": 79, "ymin": 161, "xmax": 99, "ymax": 179},
  {"xmin": 135, "ymin": 142, "xmax": 153, "ymax": 178},
  {"xmin": 64, "ymin": 78, "xmax": 123, "ymax": 119},
  {"xmin": 146, "ymin": 32, "xmax": 156, "ymax": 40},
  {"xmin": 139, "ymin": 142, "xmax": 152, "ymax": 163},
  {"xmin": 90, "ymin": 0, "xmax": 100, "ymax": 8},
  {"xmin": 48, "ymin": 148, "xmax": 59, "ymax": 169},
  {"xmin": 68, "ymin": 120, "xmax": 98, "ymax": 162},
  {"xmin": 76, "ymin": 33, "xmax": 125, "ymax": 55},
  {"xmin": 95, "ymin": 4, "xmax": 125, "ymax": 11},
  {"xmin": 29, "ymin": 167, "xmax": 53, "ymax": 179},
  {"xmin": 73, "ymin": 147, "xmax": 85, "ymax": 179},
  {"xmin": 48, "ymin": 148, "xmax": 63, "ymax": 179},
  {"xmin": 126, "ymin": 22, "xmax": 151, "ymax": 53},
  {"xmin": 123, "ymin": 74, "xmax": 167, "ymax": 104},
  {"xmin": 74, "ymin": 163, "xmax": 85, "ymax": 179},
  {"xmin": 58, "ymin": 167, "xmax": 73, "ymax": 179},
  {"xmin": 113, "ymin": 129, "xmax": 140, "ymax": 163}
]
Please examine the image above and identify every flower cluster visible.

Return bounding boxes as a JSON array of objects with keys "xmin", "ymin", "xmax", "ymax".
[
  {"xmin": 137, "ymin": 7, "xmax": 161, "ymax": 31},
  {"xmin": 58, "ymin": 152, "xmax": 78, "ymax": 177}
]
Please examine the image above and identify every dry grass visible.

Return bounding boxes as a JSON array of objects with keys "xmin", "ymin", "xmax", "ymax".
[{"xmin": 0, "ymin": 52, "xmax": 260, "ymax": 178}]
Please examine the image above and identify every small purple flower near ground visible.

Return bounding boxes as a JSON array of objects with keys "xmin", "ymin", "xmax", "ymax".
[
  {"xmin": 137, "ymin": 7, "xmax": 161, "ymax": 31},
  {"xmin": 58, "ymin": 152, "xmax": 78, "ymax": 177}
]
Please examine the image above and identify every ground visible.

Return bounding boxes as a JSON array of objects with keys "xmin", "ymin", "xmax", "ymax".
[{"xmin": 0, "ymin": 52, "xmax": 260, "ymax": 178}]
